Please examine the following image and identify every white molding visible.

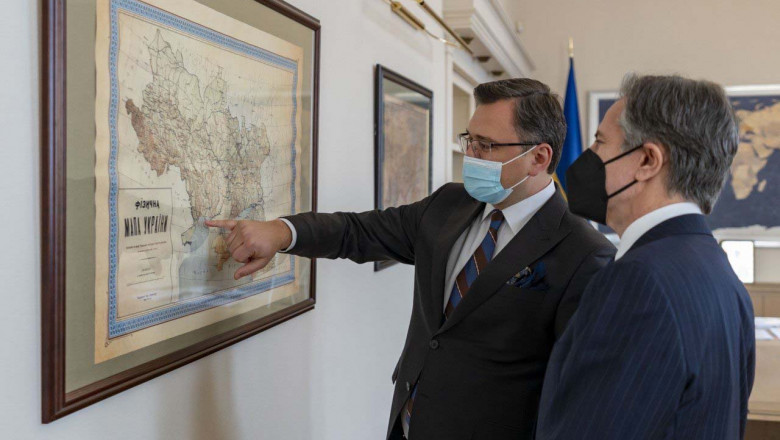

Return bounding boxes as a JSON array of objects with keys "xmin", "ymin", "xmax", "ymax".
[
  {"xmin": 444, "ymin": 47, "xmax": 456, "ymax": 183},
  {"xmin": 726, "ymin": 84, "xmax": 780, "ymax": 96},
  {"xmin": 442, "ymin": 0, "xmax": 535, "ymax": 77},
  {"xmin": 451, "ymin": 48, "xmax": 493, "ymax": 84},
  {"xmin": 487, "ymin": 0, "xmax": 530, "ymax": 59},
  {"xmin": 451, "ymin": 70, "xmax": 473, "ymax": 95},
  {"xmin": 444, "ymin": 46, "xmax": 482, "ymax": 183}
]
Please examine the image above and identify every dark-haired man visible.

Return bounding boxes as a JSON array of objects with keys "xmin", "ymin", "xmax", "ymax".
[
  {"xmin": 208, "ymin": 79, "xmax": 615, "ymax": 440},
  {"xmin": 537, "ymin": 74, "xmax": 755, "ymax": 439}
]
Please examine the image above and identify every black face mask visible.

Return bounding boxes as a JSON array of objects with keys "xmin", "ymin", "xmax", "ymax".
[{"xmin": 565, "ymin": 145, "xmax": 643, "ymax": 225}]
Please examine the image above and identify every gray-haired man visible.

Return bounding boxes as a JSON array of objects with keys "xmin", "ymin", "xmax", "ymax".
[{"xmin": 536, "ymin": 74, "xmax": 755, "ymax": 439}]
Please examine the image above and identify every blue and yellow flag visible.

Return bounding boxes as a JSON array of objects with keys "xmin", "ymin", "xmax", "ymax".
[{"xmin": 555, "ymin": 56, "xmax": 583, "ymax": 198}]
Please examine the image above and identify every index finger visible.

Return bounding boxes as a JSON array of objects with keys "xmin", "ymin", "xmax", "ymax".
[{"xmin": 205, "ymin": 219, "xmax": 237, "ymax": 230}]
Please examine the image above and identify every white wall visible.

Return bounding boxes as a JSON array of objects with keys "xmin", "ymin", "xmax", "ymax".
[
  {"xmin": 501, "ymin": 0, "xmax": 780, "ymax": 126},
  {"xmin": 0, "ymin": 0, "xmax": 449, "ymax": 438}
]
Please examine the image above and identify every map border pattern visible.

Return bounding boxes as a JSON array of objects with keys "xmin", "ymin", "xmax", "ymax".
[{"xmin": 106, "ymin": 0, "xmax": 298, "ymax": 338}]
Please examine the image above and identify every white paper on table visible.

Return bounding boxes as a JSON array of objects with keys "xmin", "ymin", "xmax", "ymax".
[
  {"xmin": 756, "ymin": 329, "xmax": 775, "ymax": 340},
  {"xmin": 755, "ymin": 317, "xmax": 780, "ymax": 329}
]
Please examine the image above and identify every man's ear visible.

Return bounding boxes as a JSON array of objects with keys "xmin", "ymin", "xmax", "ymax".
[
  {"xmin": 635, "ymin": 142, "xmax": 666, "ymax": 182},
  {"xmin": 529, "ymin": 143, "xmax": 553, "ymax": 176}
]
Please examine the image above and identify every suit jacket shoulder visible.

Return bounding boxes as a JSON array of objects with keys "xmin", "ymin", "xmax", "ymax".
[{"xmin": 561, "ymin": 210, "xmax": 615, "ymax": 259}]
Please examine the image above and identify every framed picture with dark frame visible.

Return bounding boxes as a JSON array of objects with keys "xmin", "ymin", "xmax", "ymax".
[
  {"xmin": 373, "ymin": 65, "xmax": 433, "ymax": 271},
  {"xmin": 41, "ymin": 0, "xmax": 319, "ymax": 422}
]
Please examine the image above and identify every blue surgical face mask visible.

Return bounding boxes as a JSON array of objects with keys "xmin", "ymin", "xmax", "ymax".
[{"xmin": 462, "ymin": 145, "xmax": 538, "ymax": 204}]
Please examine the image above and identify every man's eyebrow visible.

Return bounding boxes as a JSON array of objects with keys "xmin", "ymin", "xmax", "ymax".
[{"xmin": 468, "ymin": 131, "xmax": 498, "ymax": 143}]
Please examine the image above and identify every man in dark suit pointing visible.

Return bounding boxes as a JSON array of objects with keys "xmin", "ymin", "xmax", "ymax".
[
  {"xmin": 207, "ymin": 79, "xmax": 615, "ymax": 440},
  {"xmin": 536, "ymin": 74, "xmax": 756, "ymax": 439}
]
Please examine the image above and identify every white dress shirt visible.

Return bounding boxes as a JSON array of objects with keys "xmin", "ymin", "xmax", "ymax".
[
  {"xmin": 278, "ymin": 218, "xmax": 298, "ymax": 252},
  {"xmin": 442, "ymin": 179, "xmax": 555, "ymax": 310},
  {"xmin": 614, "ymin": 202, "xmax": 703, "ymax": 261}
]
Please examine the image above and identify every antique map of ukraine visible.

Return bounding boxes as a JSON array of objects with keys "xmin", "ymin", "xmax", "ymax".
[
  {"xmin": 124, "ymin": 30, "xmax": 275, "ymax": 275},
  {"xmin": 94, "ymin": 0, "xmax": 304, "ymax": 362}
]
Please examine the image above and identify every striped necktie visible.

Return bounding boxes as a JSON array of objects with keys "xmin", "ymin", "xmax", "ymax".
[
  {"xmin": 401, "ymin": 209, "xmax": 505, "ymax": 438},
  {"xmin": 445, "ymin": 209, "xmax": 505, "ymax": 319}
]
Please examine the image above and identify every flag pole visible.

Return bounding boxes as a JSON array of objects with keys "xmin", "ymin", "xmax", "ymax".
[{"xmin": 556, "ymin": 36, "xmax": 583, "ymax": 198}]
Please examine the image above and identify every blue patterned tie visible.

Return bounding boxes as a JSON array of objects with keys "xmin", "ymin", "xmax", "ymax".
[
  {"xmin": 444, "ymin": 209, "xmax": 505, "ymax": 319},
  {"xmin": 401, "ymin": 209, "xmax": 504, "ymax": 438}
]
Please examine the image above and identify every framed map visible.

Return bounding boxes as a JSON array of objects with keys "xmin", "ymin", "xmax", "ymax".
[
  {"xmin": 706, "ymin": 85, "xmax": 780, "ymax": 239},
  {"xmin": 42, "ymin": 0, "xmax": 319, "ymax": 422},
  {"xmin": 588, "ymin": 86, "xmax": 780, "ymax": 241},
  {"xmin": 374, "ymin": 65, "xmax": 433, "ymax": 271}
]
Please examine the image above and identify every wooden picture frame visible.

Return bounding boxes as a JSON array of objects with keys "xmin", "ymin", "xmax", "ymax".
[
  {"xmin": 41, "ymin": 0, "xmax": 319, "ymax": 422},
  {"xmin": 373, "ymin": 65, "xmax": 433, "ymax": 271}
]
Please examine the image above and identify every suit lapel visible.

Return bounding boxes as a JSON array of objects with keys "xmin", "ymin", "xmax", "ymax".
[
  {"xmin": 425, "ymin": 196, "xmax": 484, "ymax": 333},
  {"xmin": 435, "ymin": 191, "xmax": 571, "ymax": 336}
]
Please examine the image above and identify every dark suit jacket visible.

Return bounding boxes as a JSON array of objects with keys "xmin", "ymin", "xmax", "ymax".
[
  {"xmin": 284, "ymin": 183, "xmax": 615, "ymax": 439},
  {"xmin": 536, "ymin": 214, "xmax": 756, "ymax": 439}
]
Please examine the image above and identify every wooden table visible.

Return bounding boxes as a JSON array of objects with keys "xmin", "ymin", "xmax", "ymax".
[{"xmin": 750, "ymin": 339, "xmax": 780, "ymax": 421}]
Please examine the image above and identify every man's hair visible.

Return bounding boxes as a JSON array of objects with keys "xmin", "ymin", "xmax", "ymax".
[
  {"xmin": 618, "ymin": 74, "xmax": 739, "ymax": 214},
  {"xmin": 473, "ymin": 78, "xmax": 566, "ymax": 174}
]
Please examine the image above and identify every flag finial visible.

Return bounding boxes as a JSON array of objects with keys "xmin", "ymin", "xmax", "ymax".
[{"xmin": 568, "ymin": 37, "xmax": 574, "ymax": 58}]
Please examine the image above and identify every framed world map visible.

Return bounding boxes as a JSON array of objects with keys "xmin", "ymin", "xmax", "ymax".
[
  {"xmin": 41, "ymin": 0, "xmax": 319, "ymax": 422},
  {"xmin": 706, "ymin": 85, "xmax": 780, "ymax": 238}
]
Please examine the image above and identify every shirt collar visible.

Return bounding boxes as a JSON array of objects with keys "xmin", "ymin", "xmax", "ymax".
[
  {"xmin": 482, "ymin": 179, "xmax": 556, "ymax": 234},
  {"xmin": 615, "ymin": 202, "xmax": 703, "ymax": 260}
]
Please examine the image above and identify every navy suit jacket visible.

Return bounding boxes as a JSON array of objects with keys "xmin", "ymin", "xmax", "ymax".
[{"xmin": 536, "ymin": 214, "xmax": 755, "ymax": 439}]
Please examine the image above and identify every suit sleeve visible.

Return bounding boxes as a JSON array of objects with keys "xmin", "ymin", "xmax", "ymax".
[
  {"xmin": 553, "ymin": 245, "xmax": 615, "ymax": 339},
  {"xmin": 281, "ymin": 184, "xmax": 448, "ymax": 264},
  {"xmin": 537, "ymin": 262, "xmax": 686, "ymax": 440}
]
